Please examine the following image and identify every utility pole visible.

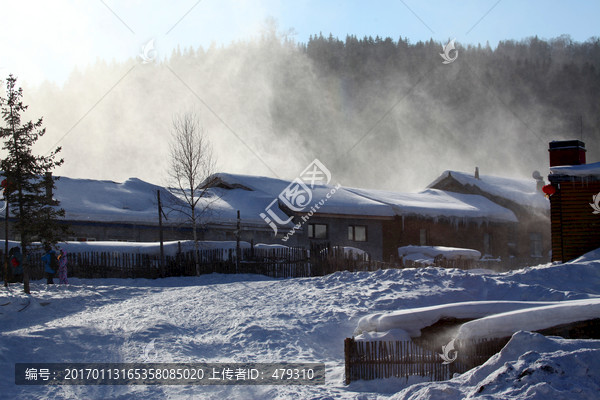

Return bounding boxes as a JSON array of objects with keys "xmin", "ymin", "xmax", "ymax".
[
  {"xmin": 3, "ymin": 191, "xmax": 8, "ymax": 287},
  {"xmin": 236, "ymin": 210, "xmax": 241, "ymax": 274},
  {"xmin": 157, "ymin": 190, "xmax": 165, "ymax": 277}
]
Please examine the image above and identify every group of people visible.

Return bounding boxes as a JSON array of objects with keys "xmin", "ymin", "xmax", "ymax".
[
  {"xmin": 42, "ymin": 245, "xmax": 68, "ymax": 285},
  {"xmin": 8, "ymin": 245, "xmax": 68, "ymax": 285}
]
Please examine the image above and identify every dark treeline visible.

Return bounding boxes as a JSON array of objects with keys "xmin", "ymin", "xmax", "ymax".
[
  {"xmin": 301, "ymin": 33, "xmax": 599, "ymax": 137},
  {"xmin": 23, "ymin": 30, "xmax": 600, "ymax": 191}
]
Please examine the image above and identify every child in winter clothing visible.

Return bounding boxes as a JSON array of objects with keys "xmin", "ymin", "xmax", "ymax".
[
  {"xmin": 42, "ymin": 245, "xmax": 57, "ymax": 284},
  {"xmin": 58, "ymin": 249, "xmax": 68, "ymax": 284},
  {"xmin": 9, "ymin": 246, "xmax": 23, "ymax": 283}
]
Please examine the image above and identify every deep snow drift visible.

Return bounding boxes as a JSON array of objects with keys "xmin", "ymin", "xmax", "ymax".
[{"xmin": 1, "ymin": 249, "xmax": 599, "ymax": 399}]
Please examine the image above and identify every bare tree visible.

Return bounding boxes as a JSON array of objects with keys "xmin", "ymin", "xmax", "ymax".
[{"xmin": 168, "ymin": 112, "xmax": 216, "ymax": 275}]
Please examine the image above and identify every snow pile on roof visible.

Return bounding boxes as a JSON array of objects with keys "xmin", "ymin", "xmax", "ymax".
[
  {"xmin": 347, "ymin": 187, "xmax": 518, "ymax": 222},
  {"xmin": 196, "ymin": 186, "xmax": 291, "ymax": 225},
  {"xmin": 550, "ymin": 161, "xmax": 600, "ymax": 177},
  {"xmin": 428, "ymin": 170, "xmax": 549, "ymax": 211},
  {"xmin": 56, "ymin": 177, "xmax": 187, "ymax": 223},
  {"xmin": 50, "ymin": 171, "xmax": 535, "ymax": 225},
  {"xmin": 354, "ymin": 301, "xmax": 559, "ymax": 338},
  {"xmin": 456, "ymin": 298, "xmax": 600, "ymax": 340},
  {"xmin": 398, "ymin": 245, "xmax": 481, "ymax": 262},
  {"xmin": 210, "ymin": 172, "xmax": 396, "ymax": 217}
]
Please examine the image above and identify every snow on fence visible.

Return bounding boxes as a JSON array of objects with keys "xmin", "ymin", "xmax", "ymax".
[
  {"xmin": 343, "ymin": 337, "xmax": 509, "ymax": 384},
  {"xmin": 2, "ymin": 245, "xmax": 390, "ymax": 280}
]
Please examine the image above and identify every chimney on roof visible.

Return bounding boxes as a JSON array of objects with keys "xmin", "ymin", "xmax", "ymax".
[
  {"xmin": 548, "ymin": 140, "xmax": 586, "ymax": 167},
  {"xmin": 474, "ymin": 166, "xmax": 480, "ymax": 180}
]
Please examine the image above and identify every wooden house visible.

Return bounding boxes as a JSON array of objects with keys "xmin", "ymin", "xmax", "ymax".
[
  {"xmin": 547, "ymin": 140, "xmax": 600, "ymax": 262},
  {"xmin": 427, "ymin": 169, "xmax": 551, "ymax": 266},
  {"xmin": 346, "ymin": 188, "xmax": 519, "ymax": 262},
  {"xmin": 0, "ymin": 170, "xmax": 552, "ymax": 267}
]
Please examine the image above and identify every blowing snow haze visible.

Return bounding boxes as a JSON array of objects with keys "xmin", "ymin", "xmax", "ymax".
[{"xmin": 21, "ymin": 29, "xmax": 600, "ymax": 192}]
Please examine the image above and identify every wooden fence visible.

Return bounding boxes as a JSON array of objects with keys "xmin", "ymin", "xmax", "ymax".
[
  {"xmin": 344, "ymin": 337, "xmax": 509, "ymax": 384},
  {"xmin": 1, "ymin": 243, "xmax": 395, "ymax": 281},
  {"xmin": 1, "ymin": 241, "xmax": 519, "ymax": 282}
]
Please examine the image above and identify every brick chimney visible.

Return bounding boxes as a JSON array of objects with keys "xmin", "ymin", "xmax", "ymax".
[{"xmin": 548, "ymin": 140, "xmax": 586, "ymax": 167}]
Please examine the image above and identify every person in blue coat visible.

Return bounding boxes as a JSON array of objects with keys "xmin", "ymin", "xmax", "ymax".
[{"xmin": 42, "ymin": 245, "xmax": 57, "ymax": 284}]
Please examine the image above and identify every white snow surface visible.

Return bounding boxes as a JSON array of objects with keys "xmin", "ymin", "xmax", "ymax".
[
  {"xmin": 391, "ymin": 331, "xmax": 600, "ymax": 400},
  {"xmin": 550, "ymin": 161, "xmax": 600, "ymax": 177},
  {"xmin": 1, "ymin": 248, "xmax": 600, "ymax": 399},
  {"xmin": 398, "ymin": 245, "xmax": 482, "ymax": 261},
  {"xmin": 428, "ymin": 170, "xmax": 549, "ymax": 211},
  {"xmin": 56, "ymin": 177, "xmax": 188, "ymax": 223},
  {"xmin": 211, "ymin": 172, "xmax": 396, "ymax": 217},
  {"xmin": 354, "ymin": 300, "xmax": 561, "ymax": 338},
  {"xmin": 347, "ymin": 187, "xmax": 518, "ymax": 222}
]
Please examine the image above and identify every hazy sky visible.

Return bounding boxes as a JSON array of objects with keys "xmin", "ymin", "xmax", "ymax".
[
  {"xmin": 1, "ymin": 0, "xmax": 598, "ymax": 86},
  {"xmin": 0, "ymin": 0, "xmax": 598, "ymax": 189}
]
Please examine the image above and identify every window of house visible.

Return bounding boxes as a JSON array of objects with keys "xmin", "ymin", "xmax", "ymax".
[
  {"xmin": 308, "ymin": 223, "xmax": 327, "ymax": 239},
  {"xmin": 419, "ymin": 229, "xmax": 427, "ymax": 246},
  {"xmin": 348, "ymin": 225, "xmax": 367, "ymax": 242},
  {"xmin": 530, "ymin": 232, "xmax": 543, "ymax": 258}
]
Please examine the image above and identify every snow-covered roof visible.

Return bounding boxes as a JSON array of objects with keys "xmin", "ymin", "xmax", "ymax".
[
  {"xmin": 428, "ymin": 170, "xmax": 549, "ymax": 211},
  {"xmin": 50, "ymin": 171, "xmax": 526, "ymax": 226},
  {"xmin": 209, "ymin": 172, "xmax": 396, "ymax": 218},
  {"xmin": 347, "ymin": 187, "xmax": 518, "ymax": 223},
  {"xmin": 196, "ymin": 186, "xmax": 292, "ymax": 225},
  {"xmin": 550, "ymin": 161, "xmax": 600, "ymax": 177},
  {"xmin": 55, "ymin": 177, "xmax": 187, "ymax": 224},
  {"xmin": 456, "ymin": 298, "xmax": 600, "ymax": 340}
]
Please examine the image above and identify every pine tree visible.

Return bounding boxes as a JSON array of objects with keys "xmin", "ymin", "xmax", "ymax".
[{"xmin": 0, "ymin": 75, "xmax": 67, "ymax": 293}]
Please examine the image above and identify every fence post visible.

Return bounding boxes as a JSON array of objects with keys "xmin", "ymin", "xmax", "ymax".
[{"xmin": 344, "ymin": 337, "xmax": 355, "ymax": 385}]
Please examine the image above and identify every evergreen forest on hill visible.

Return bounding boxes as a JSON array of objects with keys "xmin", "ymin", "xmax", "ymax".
[{"xmin": 24, "ymin": 30, "xmax": 600, "ymax": 190}]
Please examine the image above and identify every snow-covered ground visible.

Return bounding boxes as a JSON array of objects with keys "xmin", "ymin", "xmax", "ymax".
[{"xmin": 1, "ymin": 249, "xmax": 599, "ymax": 399}]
